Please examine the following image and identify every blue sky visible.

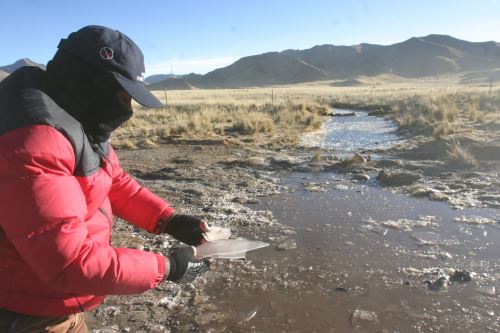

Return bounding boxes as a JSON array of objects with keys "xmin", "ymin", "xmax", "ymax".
[{"xmin": 1, "ymin": 0, "xmax": 500, "ymax": 75}]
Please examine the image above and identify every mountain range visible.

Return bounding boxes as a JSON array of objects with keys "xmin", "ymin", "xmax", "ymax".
[
  {"xmin": 1, "ymin": 35, "xmax": 499, "ymax": 88},
  {"xmin": 149, "ymin": 34, "xmax": 500, "ymax": 89}
]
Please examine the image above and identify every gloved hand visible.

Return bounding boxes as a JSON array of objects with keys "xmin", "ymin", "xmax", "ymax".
[
  {"xmin": 166, "ymin": 247, "xmax": 210, "ymax": 283},
  {"xmin": 160, "ymin": 214, "xmax": 210, "ymax": 246}
]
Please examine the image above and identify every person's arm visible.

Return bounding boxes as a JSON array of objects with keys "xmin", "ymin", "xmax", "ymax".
[
  {"xmin": 107, "ymin": 146, "xmax": 175, "ymax": 233},
  {"xmin": 0, "ymin": 125, "xmax": 166, "ymax": 295}
]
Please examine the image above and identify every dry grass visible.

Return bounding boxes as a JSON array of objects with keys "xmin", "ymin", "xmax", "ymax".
[
  {"xmin": 446, "ymin": 138, "xmax": 478, "ymax": 167},
  {"xmin": 112, "ymin": 82, "xmax": 499, "ymax": 148},
  {"xmin": 113, "ymin": 96, "xmax": 329, "ymax": 148}
]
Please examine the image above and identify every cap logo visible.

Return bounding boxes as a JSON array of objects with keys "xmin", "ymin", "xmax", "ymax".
[
  {"xmin": 137, "ymin": 72, "xmax": 145, "ymax": 82},
  {"xmin": 99, "ymin": 47, "xmax": 114, "ymax": 60}
]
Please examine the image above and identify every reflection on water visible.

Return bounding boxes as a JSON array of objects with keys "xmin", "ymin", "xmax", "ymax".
[{"xmin": 301, "ymin": 108, "xmax": 402, "ymax": 153}]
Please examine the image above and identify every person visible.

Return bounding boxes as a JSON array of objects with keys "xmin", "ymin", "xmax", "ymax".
[{"xmin": 0, "ymin": 25, "xmax": 210, "ymax": 332}]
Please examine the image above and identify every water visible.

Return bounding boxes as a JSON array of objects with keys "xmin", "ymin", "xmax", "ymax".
[
  {"xmin": 301, "ymin": 109, "xmax": 402, "ymax": 153},
  {"xmin": 175, "ymin": 109, "xmax": 499, "ymax": 332},
  {"xmin": 194, "ymin": 177, "xmax": 499, "ymax": 332}
]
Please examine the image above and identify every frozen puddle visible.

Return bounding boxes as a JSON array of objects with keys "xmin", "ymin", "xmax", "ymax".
[{"xmin": 185, "ymin": 176, "xmax": 500, "ymax": 332}]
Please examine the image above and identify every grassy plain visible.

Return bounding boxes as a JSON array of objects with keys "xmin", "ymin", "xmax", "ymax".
[{"xmin": 113, "ymin": 78, "xmax": 500, "ymax": 150}]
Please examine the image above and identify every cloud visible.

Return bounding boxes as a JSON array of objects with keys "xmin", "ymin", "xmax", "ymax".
[{"xmin": 146, "ymin": 56, "xmax": 239, "ymax": 76}]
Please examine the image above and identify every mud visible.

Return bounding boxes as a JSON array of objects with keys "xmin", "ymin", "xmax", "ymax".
[{"xmin": 87, "ymin": 109, "xmax": 499, "ymax": 332}]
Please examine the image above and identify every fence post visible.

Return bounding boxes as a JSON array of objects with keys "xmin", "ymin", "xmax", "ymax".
[{"xmin": 164, "ymin": 89, "xmax": 168, "ymax": 106}]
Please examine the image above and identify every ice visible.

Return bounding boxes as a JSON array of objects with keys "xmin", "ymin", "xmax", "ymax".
[
  {"xmin": 363, "ymin": 216, "xmax": 439, "ymax": 233},
  {"xmin": 350, "ymin": 309, "xmax": 379, "ymax": 328},
  {"xmin": 196, "ymin": 239, "xmax": 269, "ymax": 259},
  {"xmin": 203, "ymin": 226, "xmax": 231, "ymax": 241},
  {"xmin": 453, "ymin": 215, "xmax": 497, "ymax": 225},
  {"xmin": 476, "ymin": 286, "xmax": 496, "ymax": 296},
  {"xmin": 411, "ymin": 232, "xmax": 459, "ymax": 246}
]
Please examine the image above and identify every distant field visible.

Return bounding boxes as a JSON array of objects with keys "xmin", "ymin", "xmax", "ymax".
[{"xmin": 113, "ymin": 79, "xmax": 500, "ymax": 149}]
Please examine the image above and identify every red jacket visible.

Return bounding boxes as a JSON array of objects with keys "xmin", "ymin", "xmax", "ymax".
[{"xmin": 0, "ymin": 123, "xmax": 175, "ymax": 316}]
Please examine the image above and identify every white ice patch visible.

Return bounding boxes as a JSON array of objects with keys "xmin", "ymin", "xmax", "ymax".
[
  {"xmin": 203, "ymin": 226, "xmax": 232, "ymax": 241},
  {"xmin": 362, "ymin": 215, "xmax": 440, "ymax": 233},
  {"xmin": 196, "ymin": 239, "xmax": 269, "ymax": 259},
  {"xmin": 411, "ymin": 231, "xmax": 459, "ymax": 246},
  {"xmin": 453, "ymin": 215, "xmax": 497, "ymax": 225}
]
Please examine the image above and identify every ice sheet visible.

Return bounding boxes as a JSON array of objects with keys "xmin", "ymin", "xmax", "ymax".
[{"xmin": 196, "ymin": 239, "xmax": 269, "ymax": 259}]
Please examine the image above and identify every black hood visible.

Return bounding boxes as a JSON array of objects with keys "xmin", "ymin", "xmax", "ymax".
[{"xmin": 44, "ymin": 49, "xmax": 132, "ymax": 143}]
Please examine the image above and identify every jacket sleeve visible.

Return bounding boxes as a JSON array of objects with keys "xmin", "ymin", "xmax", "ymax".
[
  {"xmin": 0, "ymin": 125, "xmax": 166, "ymax": 295},
  {"xmin": 107, "ymin": 146, "xmax": 175, "ymax": 233}
]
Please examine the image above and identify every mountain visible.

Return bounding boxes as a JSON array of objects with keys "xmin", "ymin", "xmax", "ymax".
[
  {"xmin": 0, "ymin": 58, "xmax": 45, "ymax": 74},
  {"xmin": 196, "ymin": 52, "xmax": 328, "ymax": 88},
  {"xmin": 148, "ymin": 77, "xmax": 195, "ymax": 90},
  {"xmin": 283, "ymin": 35, "xmax": 500, "ymax": 78},
  {"xmin": 150, "ymin": 34, "xmax": 500, "ymax": 89},
  {"xmin": 144, "ymin": 74, "xmax": 180, "ymax": 85},
  {"xmin": 153, "ymin": 52, "xmax": 328, "ymax": 89}
]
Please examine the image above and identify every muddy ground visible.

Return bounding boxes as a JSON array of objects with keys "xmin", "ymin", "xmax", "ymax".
[{"xmin": 86, "ymin": 117, "xmax": 499, "ymax": 332}]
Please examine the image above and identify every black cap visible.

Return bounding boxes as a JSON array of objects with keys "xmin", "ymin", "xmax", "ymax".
[{"xmin": 57, "ymin": 25, "xmax": 162, "ymax": 108}]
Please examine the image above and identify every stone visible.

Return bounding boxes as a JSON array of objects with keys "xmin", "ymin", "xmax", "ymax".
[
  {"xmin": 449, "ymin": 270, "xmax": 472, "ymax": 283},
  {"xmin": 426, "ymin": 276, "xmax": 449, "ymax": 292},
  {"xmin": 353, "ymin": 174, "xmax": 370, "ymax": 182},
  {"xmin": 377, "ymin": 170, "xmax": 420, "ymax": 186}
]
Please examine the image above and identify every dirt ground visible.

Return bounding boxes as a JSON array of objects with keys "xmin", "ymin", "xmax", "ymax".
[{"xmin": 86, "ymin": 115, "xmax": 500, "ymax": 332}]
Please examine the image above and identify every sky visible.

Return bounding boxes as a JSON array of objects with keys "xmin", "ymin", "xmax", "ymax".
[{"xmin": 1, "ymin": 0, "xmax": 500, "ymax": 75}]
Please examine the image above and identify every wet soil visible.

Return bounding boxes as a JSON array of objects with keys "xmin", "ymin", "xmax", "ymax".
[{"xmin": 87, "ymin": 111, "xmax": 499, "ymax": 332}]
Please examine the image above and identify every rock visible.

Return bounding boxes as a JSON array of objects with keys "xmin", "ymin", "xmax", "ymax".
[
  {"xmin": 331, "ymin": 112, "xmax": 356, "ymax": 117},
  {"xmin": 449, "ymin": 270, "xmax": 472, "ymax": 283},
  {"xmin": 352, "ymin": 174, "xmax": 370, "ymax": 182},
  {"xmin": 103, "ymin": 306, "xmax": 121, "ymax": 317},
  {"xmin": 246, "ymin": 157, "xmax": 266, "ymax": 167},
  {"xmin": 268, "ymin": 156, "xmax": 297, "ymax": 168},
  {"xmin": 377, "ymin": 170, "xmax": 420, "ymax": 186},
  {"xmin": 426, "ymin": 276, "xmax": 449, "ymax": 292},
  {"xmin": 350, "ymin": 309, "xmax": 379, "ymax": 328}
]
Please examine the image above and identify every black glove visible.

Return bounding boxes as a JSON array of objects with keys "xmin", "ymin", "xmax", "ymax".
[
  {"xmin": 161, "ymin": 214, "xmax": 206, "ymax": 246},
  {"xmin": 166, "ymin": 247, "xmax": 210, "ymax": 283}
]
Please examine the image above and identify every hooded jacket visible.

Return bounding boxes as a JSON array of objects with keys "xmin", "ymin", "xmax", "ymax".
[{"xmin": 0, "ymin": 66, "xmax": 175, "ymax": 316}]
